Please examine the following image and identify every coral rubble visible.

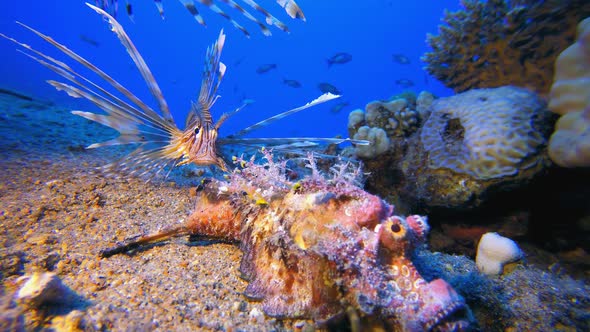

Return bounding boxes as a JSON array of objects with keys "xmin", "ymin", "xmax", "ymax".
[
  {"xmin": 548, "ymin": 17, "xmax": 590, "ymax": 167},
  {"xmin": 422, "ymin": 0, "xmax": 590, "ymax": 94},
  {"xmin": 103, "ymin": 152, "xmax": 473, "ymax": 330}
]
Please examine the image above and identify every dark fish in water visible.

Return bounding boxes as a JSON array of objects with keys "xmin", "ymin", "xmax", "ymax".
[
  {"xmin": 233, "ymin": 56, "xmax": 246, "ymax": 67},
  {"xmin": 96, "ymin": 0, "xmax": 305, "ymax": 37},
  {"xmin": 125, "ymin": 2, "xmax": 134, "ymax": 21},
  {"xmin": 326, "ymin": 52, "xmax": 352, "ymax": 67},
  {"xmin": 317, "ymin": 82, "xmax": 341, "ymax": 95},
  {"xmin": 1, "ymin": 3, "xmax": 368, "ymax": 177},
  {"xmin": 79, "ymin": 34, "xmax": 100, "ymax": 47},
  {"xmin": 283, "ymin": 79, "xmax": 302, "ymax": 88},
  {"xmin": 256, "ymin": 63, "xmax": 277, "ymax": 74},
  {"xmin": 392, "ymin": 53, "xmax": 411, "ymax": 64},
  {"xmin": 395, "ymin": 78, "xmax": 415, "ymax": 88},
  {"xmin": 330, "ymin": 101, "xmax": 349, "ymax": 114}
]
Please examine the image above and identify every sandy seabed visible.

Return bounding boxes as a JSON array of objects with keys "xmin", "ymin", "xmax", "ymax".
[
  {"xmin": 0, "ymin": 94, "xmax": 309, "ymax": 331},
  {"xmin": 2, "ymin": 92, "xmax": 589, "ymax": 332}
]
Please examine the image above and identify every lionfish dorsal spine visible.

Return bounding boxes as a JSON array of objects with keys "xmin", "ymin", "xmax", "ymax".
[{"xmin": 190, "ymin": 29, "xmax": 226, "ymax": 127}]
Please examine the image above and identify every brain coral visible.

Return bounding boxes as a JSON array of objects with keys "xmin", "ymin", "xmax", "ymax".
[
  {"xmin": 421, "ymin": 86, "xmax": 551, "ymax": 179},
  {"xmin": 548, "ymin": 17, "xmax": 590, "ymax": 167},
  {"xmin": 422, "ymin": 0, "xmax": 590, "ymax": 94}
]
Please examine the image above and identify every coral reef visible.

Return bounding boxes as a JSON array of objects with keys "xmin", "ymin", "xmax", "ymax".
[
  {"xmin": 102, "ymin": 152, "xmax": 473, "ymax": 331},
  {"xmin": 350, "ymin": 87, "xmax": 555, "ymax": 210},
  {"xmin": 421, "ymin": 86, "xmax": 550, "ymax": 180},
  {"xmin": 422, "ymin": 0, "xmax": 590, "ymax": 94},
  {"xmin": 548, "ymin": 17, "xmax": 590, "ymax": 167},
  {"xmin": 348, "ymin": 93, "xmax": 431, "ymax": 159}
]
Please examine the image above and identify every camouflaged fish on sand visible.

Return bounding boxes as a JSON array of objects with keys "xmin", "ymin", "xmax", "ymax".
[{"xmin": 1, "ymin": 3, "xmax": 367, "ymax": 178}]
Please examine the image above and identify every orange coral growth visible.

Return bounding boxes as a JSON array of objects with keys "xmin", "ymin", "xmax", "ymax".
[{"xmin": 422, "ymin": 0, "xmax": 590, "ymax": 94}]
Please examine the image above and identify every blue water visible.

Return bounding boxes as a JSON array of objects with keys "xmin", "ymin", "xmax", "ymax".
[{"xmin": 0, "ymin": 0, "xmax": 458, "ymax": 139}]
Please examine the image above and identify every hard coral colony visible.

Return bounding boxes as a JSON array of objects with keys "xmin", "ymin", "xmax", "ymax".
[{"xmin": 103, "ymin": 152, "xmax": 472, "ymax": 331}]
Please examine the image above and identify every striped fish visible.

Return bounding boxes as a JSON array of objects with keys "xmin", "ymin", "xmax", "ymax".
[
  {"xmin": 1, "ymin": 3, "xmax": 367, "ymax": 178},
  {"xmin": 96, "ymin": 0, "xmax": 305, "ymax": 37}
]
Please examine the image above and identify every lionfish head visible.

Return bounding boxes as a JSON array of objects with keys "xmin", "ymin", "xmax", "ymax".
[{"xmin": 177, "ymin": 106, "xmax": 227, "ymax": 171}]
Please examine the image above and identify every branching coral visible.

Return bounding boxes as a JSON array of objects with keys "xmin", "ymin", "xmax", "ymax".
[{"xmin": 422, "ymin": 0, "xmax": 590, "ymax": 94}]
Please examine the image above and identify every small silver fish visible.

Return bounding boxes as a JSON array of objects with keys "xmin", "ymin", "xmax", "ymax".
[
  {"xmin": 97, "ymin": 0, "xmax": 305, "ymax": 37},
  {"xmin": 1, "ymin": 3, "xmax": 367, "ymax": 178}
]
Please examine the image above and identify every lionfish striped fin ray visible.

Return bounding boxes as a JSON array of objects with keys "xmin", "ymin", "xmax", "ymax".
[
  {"xmin": 219, "ymin": 137, "xmax": 370, "ymax": 146},
  {"xmin": 216, "ymin": 0, "xmax": 272, "ymax": 36},
  {"xmin": 8, "ymin": 22, "xmax": 173, "ymax": 132},
  {"xmin": 191, "ymin": 29, "xmax": 226, "ymax": 125},
  {"xmin": 154, "ymin": 0, "xmax": 165, "ymax": 18},
  {"xmin": 178, "ymin": 0, "xmax": 207, "ymax": 26},
  {"xmin": 97, "ymin": 0, "xmax": 304, "ymax": 36},
  {"xmin": 86, "ymin": 3, "xmax": 174, "ymax": 125},
  {"xmin": 192, "ymin": 1, "xmax": 251, "ymax": 37},
  {"xmin": 231, "ymin": 93, "xmax": 341, "ymax": 138},
  {"xmin": 276, "ymin": 0, "xmax": 305, "ymax": 20},
  {"xmin": 241, "ymin": 0, "xmax": 288, "ymax": 32},
  {"xmin": 10, "ymin": 46, "xmax": 173, "ymax": 137},
  {"xmin": 214, "ymin": 98, "xmax": 254, "ymax": 130},
  {"xmin": 2, "ymin": 4, "xmax": 205, "ymax": 177}
]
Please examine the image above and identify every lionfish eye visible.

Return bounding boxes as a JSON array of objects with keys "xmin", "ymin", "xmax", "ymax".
[
  {"xmin": 390, "ymin": 223, "xmax": 401, "ymax": 233},
  {"xmin": 194, "ymin": 126, "xmax": 201, "ymax": 135}
]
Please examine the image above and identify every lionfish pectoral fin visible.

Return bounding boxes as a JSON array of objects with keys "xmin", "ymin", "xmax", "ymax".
[
  {"xmin": 219, "ymin": 137, "xmax": 369, "ymax": 146},
  {"xmin": 3, "ymin": 4, "xmax": 190, "ymax": 177},
  {"xmin": 178, "ymin": 0, "xmax": 207, "ymax": 26},
  {"xmin": 86, "ymin": 3, "xmax": 175, "ymax": 125},
  {"xmin": 230, "ymin": 93, "xmax": 341, "ymax": 138},
  {"xmin": 276, "ymin": 0, "xmax": 306, "ymax": 21},
  {"xmin": 215, "ymin": 98, "xmax": 254, "ymax": 130}
]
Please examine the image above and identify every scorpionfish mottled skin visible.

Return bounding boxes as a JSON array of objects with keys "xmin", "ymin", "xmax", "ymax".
[{"xmin": 178, "ymin": 153, "xmax": 473, "ymax": 331}]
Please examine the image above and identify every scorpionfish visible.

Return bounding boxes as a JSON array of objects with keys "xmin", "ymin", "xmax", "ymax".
[{"xmin": 103, "ymin": 151, "xmax": 473, "ymax": 331}]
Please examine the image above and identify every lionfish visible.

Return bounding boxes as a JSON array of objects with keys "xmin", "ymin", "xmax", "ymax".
[
  {"xmin": 95, "ymin": 0, "xmax": 305, "ymax": 37},
  {"xmin": 1, "ymin": 3, "xmax": 367, "ymax": 178}
]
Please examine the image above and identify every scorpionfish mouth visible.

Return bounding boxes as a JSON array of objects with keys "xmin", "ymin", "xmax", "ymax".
[{"xmin": 419, "ymin": 279, "xmax": 473, "ymax": 332}]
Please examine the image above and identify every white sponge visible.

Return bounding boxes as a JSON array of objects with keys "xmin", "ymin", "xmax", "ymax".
[{"xmin": 476, "ymin": 232, "xmax": 523, "ymax": 275}]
